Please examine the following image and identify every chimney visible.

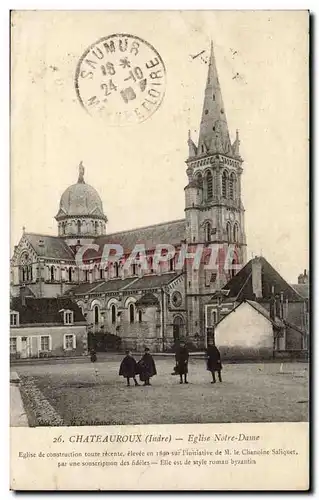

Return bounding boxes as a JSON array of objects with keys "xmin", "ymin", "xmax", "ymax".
[
  {"xmin": 252, "ymin": 256, "xmax": 263, "ymax": 299},
  {"xmin": 20, "ymin": 285, "xmax": 27, "ymax": 307}
]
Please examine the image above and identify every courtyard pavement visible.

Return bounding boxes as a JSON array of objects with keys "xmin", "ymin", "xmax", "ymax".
[{"xmin": 14, "ymin": 356, "xmax": 309, "ymax": 426}]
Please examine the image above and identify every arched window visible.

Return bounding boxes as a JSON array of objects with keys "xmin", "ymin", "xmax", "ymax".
[
  {"xmin": 229, "ymin": 173, "xmax": 236, "ymax": 200},
  {"xmin": 50, "ymin": 266, "xmax": 55, "ymax": 281},
  {"xmin": 205, "ymin": 222, "xmax": 212, "ymax": 242},
  {"xmin": 114, "ymin": 262, "xmax": 119, "ymax": 278},
  {"xmin": 233, "ymin": 223, "xmax": 239, "ymax": 243},
  {"xmin": 169, "ymin": 257, "xmax": 175, "ymax": 272},
  {"xmin": 226, "ymin": 222, "xmax": 232, "ymax": 243},
  {"xmin": 132, "ymin": 263, "xmax": 137, "ymax": 275},
  {"xmin": 77, "ymin": 220, "xmax": 81, "ymax": 234},
  {"xmin": 129, "ymin": 303, "xmax": 135, "ymax": 324},
  {"xmin": 94, "ymin": 221, "xmax": 98, "ymax": 235},
  {"xmin": 222, "ymin": 171, "xmax": 228, "ymax": 198},
  {"xmin": 68, "ymin": 267, "xmax": 72, "ymax": 282},
  {"xmin": 196, "ymin": 173, "xmax": 203, "ymax": 189},
  {"xmin": 85, "ymin": 269, "xmax": 89, "ymax": 281},
  {"xmin": 111, "ymin": 304, "xmax": 116, "ymax": 324},
  {"xmin": 94, "ymin": 305, "xmax": 99, "ymax": 325},
  {"xmin": 148, "ymin": 256, "xmax": 153, "ymax": 274},
  {"xmin": 206, "ymin": 171, "xmax": 213, "ymax": 201}
]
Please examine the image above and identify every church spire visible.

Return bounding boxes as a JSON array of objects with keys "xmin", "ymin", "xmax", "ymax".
[
  {"xmin": 77, "ymin": 161, "xmax": 85, "ymax": 184},
  {"xmin": 197, "ymin": 41, "xmax": 232, "ymax": 156}
]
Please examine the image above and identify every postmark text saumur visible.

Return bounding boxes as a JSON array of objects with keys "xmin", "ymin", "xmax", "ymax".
[{"xmin": 75, "ymin": 33, "xmax": 166, "ymax": 126}]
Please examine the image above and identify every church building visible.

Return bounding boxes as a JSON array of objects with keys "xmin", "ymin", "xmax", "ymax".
[{"xmin": 10, "ymin": 42, "xmax": 248, "ymax": 352}]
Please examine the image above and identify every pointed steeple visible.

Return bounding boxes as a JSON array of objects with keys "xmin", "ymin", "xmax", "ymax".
[{"xmin": 197, "ymin": 41, "xmax": 232, "ymax": 156}]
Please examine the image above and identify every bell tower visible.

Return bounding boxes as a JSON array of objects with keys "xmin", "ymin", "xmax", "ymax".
[{"xmin": 184, "ymin": 41, "xmax": 247, "ymax": 344}]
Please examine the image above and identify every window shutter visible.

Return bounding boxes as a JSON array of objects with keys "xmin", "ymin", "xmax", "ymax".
[
  {"xmin": 63, "ymin": 334, "xmax": 67, "ymax": 350},
  {"xmin": 72, "ymin": 334, "xmax": 76, "ymax": 349},
  {"xmin": 49, "ymin": 336, "xmax": 52, "ymax": 351}
]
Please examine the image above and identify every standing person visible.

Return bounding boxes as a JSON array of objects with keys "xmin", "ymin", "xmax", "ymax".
[
  {"xmin": 137, "ymin": 347, "xmax": 157, "ymax": 386},
  {"xmin": 176, "ymin": 341, "xmax": 189, "ymax": 384},
  {"xmin": 90, "ymin": 348, "xmax": 97, "ymax": 363},
  {"xmin": 206, "ymin": 343, "xmax": 222, "ymax": 383},
  {"xmin": 119, "ymin": 349, "xmax": 139, "ymax": 387}
]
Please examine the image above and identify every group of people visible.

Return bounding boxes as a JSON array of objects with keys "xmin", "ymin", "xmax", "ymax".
[{"xmin": 117, "ymin": 341, "xmax": 223, "ymax": 387}]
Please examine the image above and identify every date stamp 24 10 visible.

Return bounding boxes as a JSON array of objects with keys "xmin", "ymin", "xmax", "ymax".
[{"xmin": 75, "ymin": 33, "xmax": 166, "ymax": 126}]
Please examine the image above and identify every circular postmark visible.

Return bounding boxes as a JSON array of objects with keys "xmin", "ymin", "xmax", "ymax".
[{"xmin": 75, "ymin": 33, "xmax": 166, "ymax": 126}]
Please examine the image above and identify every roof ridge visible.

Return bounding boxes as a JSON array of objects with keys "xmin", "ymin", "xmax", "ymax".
[{"xmin": 97, "ymin": 218, "xmax": 185, "ymax": 238}]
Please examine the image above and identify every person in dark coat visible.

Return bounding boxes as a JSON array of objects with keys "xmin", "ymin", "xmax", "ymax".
[
  {"xmin": 137, "ymin": 347, "xmax": 157, "ymax": 386},
  {"xmin": 90, "ymin": 348, "xmax": 97, "ymax": 363},
  {"xmin": 119, "ymin": 350, "xmax": 139, "ymax": 386},
  {"xmin": 175, "ymin": 341, "xmax": 189, "ymax": 384},
  {"xmin": 206, "ymin": 344, "xmax": 222, "ymax": 383}
]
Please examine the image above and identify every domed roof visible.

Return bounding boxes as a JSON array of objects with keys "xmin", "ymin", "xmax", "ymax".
[{"xmin": 56, "ymin": 163, "xmax": 107, "ymax": 220}]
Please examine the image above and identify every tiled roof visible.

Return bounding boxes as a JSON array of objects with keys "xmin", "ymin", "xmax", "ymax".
[
  {"xmin": 136, "ymin": 293, "xmax": 160, "ymax": 307},
  {"xmin": 84, "ymin": 219, "xmax": 186, "ymax": 258},
  {"xmin": 223, "ymin": 257, "xmax": 303, "ymax": 302},
  {"xmin": 123, "ymin": 273, "xmax": 180, "ymax": 291},
  {"xmin": 66, "ymin": 281, "xmax": 105, "ymax": 296},
  {"xmin": 25, "ymin": 233, "xmax": 75, "ymax": 260},
  {"xmin": 92, "ymin": 278, "xmax": 138, "ymax": 294},
  {"xmin": 10, "ymin": 297, "xmax": 85, "ymax": 324},
  {"xmin": 67, "ymin": 273, "xmax": 180, "ymax": 296},
  {"xmin": 291, "ymin": 284, "xmax": 309, "ymax": 299}
]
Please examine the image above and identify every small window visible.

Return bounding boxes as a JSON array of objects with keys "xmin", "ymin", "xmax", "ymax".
[
  {"xmin": 64, "ymin": 334, "xmax": 75, "ymax": 350},
  {"xmin": 129, "ymin": 303, "xmax": 135, "ymax": 324},
  {"xmin": 205, "ymin": 222, "xmax": 212, "ymax": 243},
  {"xmin": 10, "ymin": 312, "xmax": 19, "ymax": 327},
  {"xmin": 138, "ymin": 310, "xmax": 142, "ymax": 323},
  {"xmin": 40, "ymin": 336, "xmax": 50, "ymax": 351},
  {"xmin": 68, "ymin": 268, "xmax": 72, "ymax": 282},
  {"xmin": 111, "ymin": 304, "xmax": 116, "ymax": 324},
  {"xmin": 206, "ymin": 171, "xmax": 213, "ymax": 201},
  {"xmin": 114, "ymin": 262, "xmax": 120, "ymax": 278},
  {"xmin": 226, "ymin": 222, "xmax": 232, "ymax": 243},
  {"xmin": 64, "ymin": 310, "xmax": 74, "ymax": 325},
  {"xmin": 169, "ymin": 258, "xmax": 175, "ymax": 272},
  {"xmin": 100, "ymin": 268, "xmax": 104, "ymax": 280},
  {"xmin": 10, "ymin": 337, "xmax": 17, "ymax": 354},
  {"xmin": 85, "ymin": 270, "xmax": 89, "ymax": 281},
  {"xmin": 205, "ymin": 109, "xmax": 208, "ymax": 115}
]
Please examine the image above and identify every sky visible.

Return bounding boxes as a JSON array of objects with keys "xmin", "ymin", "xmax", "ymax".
[{"xmin": 11, "ymin": 10, "xmax": 309, "ymax": 283}]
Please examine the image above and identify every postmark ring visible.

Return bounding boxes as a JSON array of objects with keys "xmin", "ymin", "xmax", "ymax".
[{"xmin": 75, "ymin": 33, "xmax": 166, "ymax": 126}]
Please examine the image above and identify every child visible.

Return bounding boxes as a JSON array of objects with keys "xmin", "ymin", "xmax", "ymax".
[
  {"xmin": 119, "ymin": 350, "xmax": 139, "ymax": 386},
  {"xmin": 137, "ymin": 347, "xmax": 157, "ymax": 386}
]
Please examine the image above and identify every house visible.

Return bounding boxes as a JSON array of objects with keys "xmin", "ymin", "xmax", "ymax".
[
  {"xmin": 205, "ymin": 256, "xmax": 309, "ymax": 353},
  {"xmin": 214, "ymin": 299, "xmax": 285, "ymax": 359},
  {"xmin": 10, "ymin": 290, "xmax": 87, "ymax": 359}
]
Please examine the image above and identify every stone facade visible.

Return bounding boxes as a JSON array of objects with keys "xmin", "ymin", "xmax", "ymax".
[{"xmin": 10, "ymin": 42, "xmax": 247, "ymax": 352}]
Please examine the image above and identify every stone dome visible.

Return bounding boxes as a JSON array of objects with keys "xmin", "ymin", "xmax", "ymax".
[{"xmin": 56, "ymin": 163, "xmax": 107, "ymax": 221}]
